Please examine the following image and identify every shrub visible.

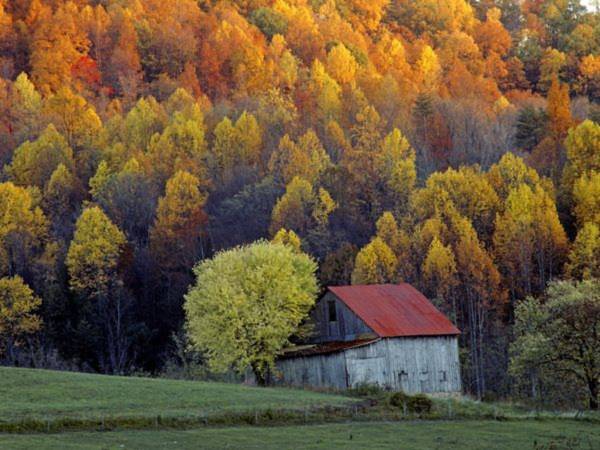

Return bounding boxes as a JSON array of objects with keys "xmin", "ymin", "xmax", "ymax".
[
  {"xmin": 407, "ymin": 394, "xmax": 433, "ymax": 414},
  {"xmin": 390, "ymin": 392, "xmax": 410, "ymax": 408}
]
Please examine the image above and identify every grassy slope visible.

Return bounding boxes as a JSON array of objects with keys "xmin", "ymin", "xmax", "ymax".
[
  {"xmin": 1, "ymin": 420, "xmax": 599, "ymax": 449},
  {"xmin": 0, "ymin": 367, "xmax": 354, "ymax": 422}
]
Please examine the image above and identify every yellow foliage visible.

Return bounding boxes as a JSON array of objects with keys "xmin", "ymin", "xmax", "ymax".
[
  {"xmin": 565, "ymin": 222, "xmax": 600, "ymax": 280},
  {"xmin": 351, "ymin": 237, "xmax": 397, "ymax": 284},
  {"xmin": 67, "ymin": 206, "xmax": 126, "ymax": 297},
  {"xmin": 0, "ymin": 276, "xmax": 42, "ymax": 354}
]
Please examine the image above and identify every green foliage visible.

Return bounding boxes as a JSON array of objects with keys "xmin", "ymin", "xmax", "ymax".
[
  {"xmin": 515, "ymin": 107, "xmax": 548, "ymax": 152},
  {"xmin": 184, "ymin": 241, "xmax": 318, "ymax": 380},
  {"xmin": 7, "ymin": 125, "xmax": 74, "ymax": 188},
  {"xmin": 250, "ymin": 8, "xmax": 288, "ymax": 39},
  {"xmin": 407, "ymin": 394, "xmax": 433, "ymax": 414},
  {"xmin": 510, "ymin": 280, "xmax": 600, "ymax": 410}
]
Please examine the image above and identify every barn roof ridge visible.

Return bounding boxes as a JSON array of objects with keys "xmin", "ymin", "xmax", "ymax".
[{"xmin": 326, "ymin": 283, "xmax": 461, "ymax": 338}]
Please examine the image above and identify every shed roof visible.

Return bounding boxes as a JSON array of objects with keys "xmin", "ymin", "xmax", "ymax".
[
  {"xmin": 280, "ymin": 338, "xmax": 380, "ymax": 359},
  {"xmin": 328, "ymin": 284, "xmax": 460, "ymax": 338}
]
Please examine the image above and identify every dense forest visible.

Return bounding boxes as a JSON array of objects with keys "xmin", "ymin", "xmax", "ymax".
[{"xmin": 0, "ymin": 0, "xmax": 599, "ymax": 406}]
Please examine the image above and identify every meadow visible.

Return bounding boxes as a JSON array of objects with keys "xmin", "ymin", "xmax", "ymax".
[
  {"xmin": 1, "ymin": 367, "xmax": 600, "ymax": 449},
  {"xmin": 1, "ymin": 420, "xmax": 599, "ymax": 449}
]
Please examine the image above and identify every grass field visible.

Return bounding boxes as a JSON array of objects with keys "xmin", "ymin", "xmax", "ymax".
[
  {"xmin": 2, "ymin": 367, "xmax": 599, "ymax": 449},
  {"xmin": 1, "ymin": 420, "xmax": 599, "ymax": 449},
  {"xmin": 0, "ymin": 367, "xmax": 354, "ymax": 426}
]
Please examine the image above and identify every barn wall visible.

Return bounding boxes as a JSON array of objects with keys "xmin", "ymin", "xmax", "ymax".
[
  {"xmin": 274, "ymin": 351, "xmax": 348, "ymax": 390},
  {"xmin": 310, "ymin": 292, "xmax": 374, "ymax": 343},
  {"xmin": 274, "ymin": 336, "xmax": 461, "ymax": 394},
  {"xmin": 344, "ymin": 337, "xmax": 461, "ymax": 393}
]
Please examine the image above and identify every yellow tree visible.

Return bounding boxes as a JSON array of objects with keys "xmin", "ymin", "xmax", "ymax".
[
  {"xmin": 7, "ymin": 125, "xmax": 74, "ymax": 189},
  {"xmin": 149, "ymin": 171, "xmax": 207, "ymax": 274},
  {"xmin": 8, "ymin": 73, "xmax": 43, "ymax": 144},
  {"xmin": 421, "ymin": 237, "xmax": 458, "ymax": 316},
  {"xmin": 563, "ymin": 120, "xmax": 600, "ymax": 190},
  {"xmin": 212, "ymin": 111, "xmax": 262, "ymax": 183},
  {"xmin": 494, "ymin": 184, "xmax": 568, "ymax": 300},
  {"xmin": 351, "ymin": 237, "xmax": 398, "ymax": 285},
  {"xmin": 573, "ymin": 172, "xmax": 600, "ymax": 226},
  {"xmin": 148, "ymin": 106, "xmax": 207, "ymax": 187},
  {"xmin": 326, "ymin": 43, "xmax": 357, "ymax": 86},
  {"xmin": 0, "ymin": 182, "xmax": 48, "ymax": 278},
  {"xmin": 43, "ymin": 163, "xmax": 83, "ymax": 239},
  {"xmin": 66, "ymin": 205, "xmax": 132, "ymax": 374},
  {"xmin": 272, "ymin": 228, "xmax": 302, "ymax": 253},
  {"xmin": 270, "ymin": 177, "xmax": 336, "ymax": 237},
  {"xmin": 375, "ymin": 212, "xmax": 414, "ymax": 282},
  {"xmin": 0, "ymin": 276, "xmax": 42, "ymax": 361},
  {"xmin": 415, "ymin": 45, "xmax": 441, "ymax": 93},
  {"xmin": 450, "ymin": 212, "xmax": 505, "ymax": 399},
  {"xmin": 413, "ymin": 166, "xmax": 500, "ymax": 242},
  {"xmin": 269, "ymin": 130, "xmax": 331, "ymax": 185},
  {"xmin": 308, "ymin": 60, "xmax": 342, "ymax": 124},
  {"xmin": 66, "ymin": 206, "xmax": 126, "ymax": 299},
  {"xmin": 376, "ymin": 129, "xmax": 417, "ymax": 215},
  {"xmin": 184, "ymin": 241, "xmax": 318, "ymax": 382},
  {"xmin": 486, "ymin": 152, "xmax": 544, "ymax": 201},
  {"xmin": 565, "ymin": 223, "xmax": 600, "ymax": 280},
  {"xmin": 43, "ymin": 87, "xmax": 102, "ymax": 178}
]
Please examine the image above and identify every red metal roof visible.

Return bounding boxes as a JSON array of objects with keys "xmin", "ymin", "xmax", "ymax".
[{"xmin": 328, "ymin": 284, "xmax": 460, "ymax": 337}]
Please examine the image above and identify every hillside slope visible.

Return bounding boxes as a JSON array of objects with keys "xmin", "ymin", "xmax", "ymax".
[{"xmin": 0, "ymin": 367, "xmax": 354, "ymax": 425}]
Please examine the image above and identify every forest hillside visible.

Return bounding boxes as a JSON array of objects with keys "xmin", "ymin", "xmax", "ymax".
[{"xmin": 0, "ymin": 0, "xmax": 599, "ymax": 408}]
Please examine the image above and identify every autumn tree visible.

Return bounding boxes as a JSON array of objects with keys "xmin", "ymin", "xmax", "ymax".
[
  {"xmin": 7, "ymin": 125, "xmax": 74, "ymax": 189},
  {"xmin": 351, "ymin": 237, "xmax": 398, "ymax": 285},
  {"xmin": 421, "ymin": 237, "xmax": 458, "ymax": 316},
  {"xmin": 30, "ymin": 2, "xmax": 90, "ymax": 93},
  {"xmin": 43, "ymin": 163, "xmax": 84, "ymax": 240},
  {"xmin": 149, "ymin": 171, "xmax": 207, "ymax": 275},
  {"xmin": 565, "ymin": 222, "xmax": 600, "ymax": 280},
  {"xmin": 272, "ymin": 228, "xmax": 301, "ymax": 252},
  {"xmin": 0, "ymin": 276, "xmax": 42, "ymax": 362},
  {"xmin": 493, "ymin": 184, "xmax": 568, "ymax": 300},
  {"xmin": 0, "ymin": 182, "xmax": 48, "ymax": 279},
  {"xmin": 66, "ymin": 206, "xmax": 131, "ymax": 373},
  {"xmin": 184, "ymin": 241, "xmax": 318, "ymax": 383},
  {"xmin": 268, "ymin": 130, "xmax": 331, "ymax": 185},
  {"xmin": 270, "ymin": 177, "xmax": 336, "ymax": 239}
]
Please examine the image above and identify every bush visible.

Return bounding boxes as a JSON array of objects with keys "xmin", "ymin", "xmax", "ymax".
[
  {"xmin": 390, "ymin": 392, "xmax": 410, "ymax": 408},
  {"xmin": 407, "ymin": 394, "xmax": 433, "ymax": 414}
]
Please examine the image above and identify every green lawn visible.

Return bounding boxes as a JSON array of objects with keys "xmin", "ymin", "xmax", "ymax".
[
  {"xmin": 1, "ymin": 420, "xmax": 599, "ymax": 449},
  {"xmin": 0, "ymin": 367, "xmax": 354, "ymax": 423},
  {"xmin": 2, "ymin": 367, "xmax": 599, "ymax": 449}
]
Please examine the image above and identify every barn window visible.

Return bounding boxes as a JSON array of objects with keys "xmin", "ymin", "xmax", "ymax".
[
  {"xmin": 439, "ymin": 370, "xmax": 447, "ymax": 382},
  {"xmin": 328, "ymin": 300, "xmax": 337, "ymax": 322}
]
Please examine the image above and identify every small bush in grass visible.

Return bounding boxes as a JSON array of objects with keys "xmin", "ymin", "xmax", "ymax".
[
  {"xmin": 390, "ymin": 392, "xmax": 410, "ymax": 408},
  {"xmin": 408, "ymin": 394, "xmax": 433, "ymax": 414}
]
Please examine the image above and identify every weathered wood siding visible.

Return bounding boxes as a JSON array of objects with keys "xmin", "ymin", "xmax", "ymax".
[
  {"xmin": 310, "ymin": 292, "xmax": 374, "ymax": 343},
  {"xmin": 275, "ymin": 336, "xmax": 461, "ymax": 394}
]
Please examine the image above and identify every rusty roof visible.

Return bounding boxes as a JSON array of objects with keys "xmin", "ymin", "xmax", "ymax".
[
  {"xmin": 280, "ymin": 338, "xmax": 380, "ymax": 359},
  {"xmin": 328, "ymin": 284, "xmax": 460, "ymax": 337}
]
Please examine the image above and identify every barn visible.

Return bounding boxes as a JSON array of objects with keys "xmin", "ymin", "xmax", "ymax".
[{"xmin": 274, "ymin": 284, "xmax": 462, "ymax": 394}]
